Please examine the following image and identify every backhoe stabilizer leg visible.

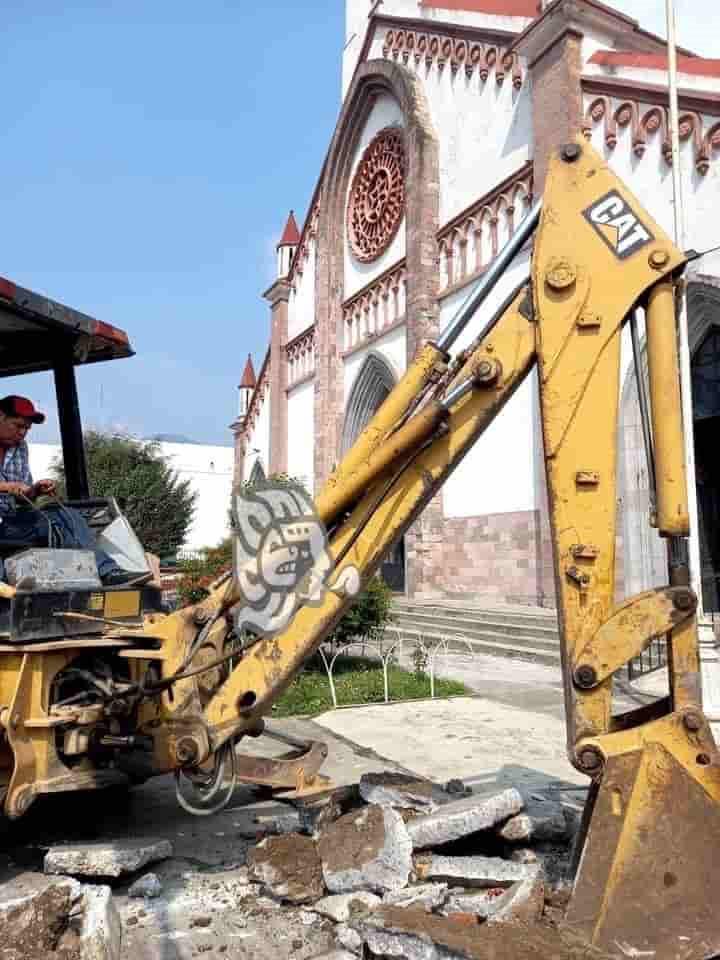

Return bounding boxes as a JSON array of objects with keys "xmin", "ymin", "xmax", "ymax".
[{"xmin": 567, "ymin": 714, "xmax": 720, "ymax": 959}]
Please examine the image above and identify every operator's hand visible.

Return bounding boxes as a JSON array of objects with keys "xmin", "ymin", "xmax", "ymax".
[
  {"xmin": 0, "ymin": 481, "xmax": 34, "ymax": 498},
  {"xmin": 32, "ymin": 479, "xmax": 57, "ymax": 497}
]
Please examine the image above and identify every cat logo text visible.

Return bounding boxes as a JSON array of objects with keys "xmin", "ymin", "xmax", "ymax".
[{"xmin": 583, "ymin": 192, "xmax": 654, "ymax": 260}]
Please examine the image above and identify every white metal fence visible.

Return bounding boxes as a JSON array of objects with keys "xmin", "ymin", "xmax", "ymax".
[{"xmin": 316, "ymin": 627, "xmax": 475, "ymax": 709}]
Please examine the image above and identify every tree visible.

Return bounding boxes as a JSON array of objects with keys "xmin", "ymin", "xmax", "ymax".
[{"xmin": 52, "ymin": 431, "xmax": 197, "ymax": 559}]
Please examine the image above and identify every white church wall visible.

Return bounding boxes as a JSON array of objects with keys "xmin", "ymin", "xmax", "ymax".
[
  {"xmin": 440, "ymin": 249, "xmax": 535, "ymax": 518},
  {"xmin": 368, "ymin": 32, "xmax": 532, "ymax": 226},
  {"xmin": 344, "ymin": 93, "xmax": 406, "ymax": 301},
  {"xmin": 287, "ymin": 379, "xmax": 316, "ymax": 495},
  {"xmin": 29, "ymin": 441, "xmax": 234, "ymax": 552},
  {"xmin": 343, "ymin": 323, "xmax": 407, "ymax": 403},
  {"xmin": 244, "ymin": 385, "xmax": 271, "ymax": 484},
  {"xmin": 289, "ymin": 239, "xmax": 316, "ymax": 341}
]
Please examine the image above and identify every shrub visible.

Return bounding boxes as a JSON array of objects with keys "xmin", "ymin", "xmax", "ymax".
[
  {"xmin": 52, "ymin": 431, "xmax": 196, "ymax": 559},
  {"xmin": 327, "ymin": 575, "xmax": 394, "ymax": 648}
]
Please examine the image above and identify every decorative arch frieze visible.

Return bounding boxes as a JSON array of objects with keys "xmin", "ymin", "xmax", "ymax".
[
  {"xmin": 381, "ymin": 27, "xmax": 524, "ymax": 90},
  {"xmin": 583, "ymin": 96, "xmax": 720, "ymax": 174}
]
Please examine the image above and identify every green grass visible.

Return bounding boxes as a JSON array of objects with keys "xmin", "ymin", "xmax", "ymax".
[{"xmin": 271, "ymin": 653, "xmax": 468, "ymax": 718}]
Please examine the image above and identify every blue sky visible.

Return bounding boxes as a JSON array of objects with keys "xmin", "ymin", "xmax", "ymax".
[
  {"xmin": 1, "ymin": 1, "xmax": 343, "ymax": 445},
  {"xmin": 0, "ymin": 1, "xmax": 713, "ymax": 447}
]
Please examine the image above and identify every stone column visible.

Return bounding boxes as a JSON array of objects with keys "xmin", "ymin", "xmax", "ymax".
[
  {"xmin": 231, "ymin": 424, "xmax": 246, "ymax": 488},
  {"xmin": 264, "ymin": 278, "xmax": 290, "ymax": 476}
]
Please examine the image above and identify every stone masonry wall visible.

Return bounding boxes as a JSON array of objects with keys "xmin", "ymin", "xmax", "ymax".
[{"xmin": 412, "ymin": 509, "xmax": 545, "ymax": 605}]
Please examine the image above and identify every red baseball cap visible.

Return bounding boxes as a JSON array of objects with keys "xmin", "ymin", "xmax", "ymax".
[{"xmin": 0, "ymin": 395, "xmax": 46, "ymax": 424}]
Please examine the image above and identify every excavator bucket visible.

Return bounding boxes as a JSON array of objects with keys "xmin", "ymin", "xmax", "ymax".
[{"xmin": 567, "ymin": 714, "xmax": 720, "ymax": 959}]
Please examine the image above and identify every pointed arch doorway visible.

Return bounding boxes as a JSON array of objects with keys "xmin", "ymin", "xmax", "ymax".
[
  {"xmin": 693, "ymin": 324, "xmax": 720, "ymax": 612},
  {"xmin": 342, "ymin": 352, "xmax": 406, "ymax": 593}
]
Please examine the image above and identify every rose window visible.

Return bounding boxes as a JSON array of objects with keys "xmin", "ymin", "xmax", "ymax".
[{"xmin": 347, "ymin": 128, "xmax": 406, "ymax": 263}]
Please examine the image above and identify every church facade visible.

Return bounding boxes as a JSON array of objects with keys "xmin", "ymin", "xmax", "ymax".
[{"xmin": 232, "ymin": 0, "xmax": 720, "ymax": 621}]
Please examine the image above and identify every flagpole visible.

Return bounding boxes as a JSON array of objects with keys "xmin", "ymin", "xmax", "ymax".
[{"xmin": 665, "ymin": 0, "xmax": 703, "ymax": 611}]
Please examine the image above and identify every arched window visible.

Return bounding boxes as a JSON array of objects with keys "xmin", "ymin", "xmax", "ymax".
[
  {"xmin": 341, "ymin": 353, "xmax": 396, "ymax": 454},
  {"xmin": 249, "ymin": 460, "xmax": 266, "ymax": 486},
  {"xmin": 692, "ymin": 327, "xmax": 720, "ymax": 421}
]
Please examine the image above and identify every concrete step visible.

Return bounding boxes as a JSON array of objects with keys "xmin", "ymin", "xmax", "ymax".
[
  {"xmin": 390, "ymin": 624, "xmax": 559, "ymax": 655},
  {"xmin": 389, "ymin": 600, "xmax": 561, "ymax": 668},
  {"xmin": 389, "ymin": 611, "xmax": 559, "ymax": 644},
  {"xmin": 389, "ymin": 627, "xmax": 561, "ymax": 667},
  {"xmin": 392, "ymin": 602, "xmax": 557, "ymax": 630}
]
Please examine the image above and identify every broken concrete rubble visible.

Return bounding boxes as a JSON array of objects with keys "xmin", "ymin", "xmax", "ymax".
[
  {"xmin": 441, "ymin": 888, "xmax": 506, "ymax": 919},
  {"xmin": 248, "ymin": 833, "xmax": 324, "ymax": 904},
  {"xmin": 253, "ymin": 807, "xmax": 304, "ymax": 837},
  {"xmin": 0, "ymin": 876, "xmax": 120, "ymax": 960},
  {"xmin": 383, "ymin": 882, "xmax": 449, "ymax": 912},
  {"xmin": 359, "ymin": 772, "xmax": 442, "ymax": 812},
  {"xmin": 44, "ymin": 839, "xmax": 172, "ymax": 878},
  {"xmin": 407, "ymin": 789, "xmax": 523, "ymax": 849},
  {"xmin": 308, "ymin": 951, "xmax": 358, "ymax": 960},
  {"xmin": 79, "ymin": 885, "xmax": 121, "ymax": 960},
  {"xmin": 415, "ymin": 854, "xmax": 538, "ymax": 888},
  {"xmin": 127, "ymin": 873, "xmax": 162, "ymax": 899},
  {"xmin": 318, "ymin": 803, "xmax": 412, "ymax": 894},
  {"xmin": 487, "ymin": 872, "xmax": 545, "ymax": 924},
  {"xmin": 311, "ymin": 891, "xmax": 381, "ymax": 922},
  {"xmin": 349, "ymin": 905, "xmax": 616, "ymax": 960},
  {"xmin": 497, "ymin": 800, "xmax": 567, "ymax": 843},
  {"xmin": 336, "ymin": 922, "xmax": 364, "ymax": 954}
]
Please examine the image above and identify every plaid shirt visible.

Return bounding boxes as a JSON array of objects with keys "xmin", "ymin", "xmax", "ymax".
[{"xmin": 0, "ymin": 442, "xmax": 33, "ymax": 515}]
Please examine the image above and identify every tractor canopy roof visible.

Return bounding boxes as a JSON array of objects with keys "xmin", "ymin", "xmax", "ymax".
[{"xmin": 0, "ymin": 275, "xmax": 134, "ymax": 377}]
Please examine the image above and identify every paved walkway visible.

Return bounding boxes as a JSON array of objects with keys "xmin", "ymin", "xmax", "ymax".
[{"xmin": 316, "ymin": 648, "xmax": 589, "ymax": 795}]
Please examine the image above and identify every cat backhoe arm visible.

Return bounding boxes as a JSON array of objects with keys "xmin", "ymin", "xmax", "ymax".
[{"xmin": 103, "ymin": 136, "xmax": 718, "ymax": 957}]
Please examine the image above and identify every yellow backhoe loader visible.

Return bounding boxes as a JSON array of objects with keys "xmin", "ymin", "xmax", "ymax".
[{"xmin": 1, "ymin": 136, "xmax": 718, "ymax": 958}]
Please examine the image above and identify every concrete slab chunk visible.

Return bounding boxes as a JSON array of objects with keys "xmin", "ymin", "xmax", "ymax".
[
  {"xmin": 415, "ymin": 854, "xmax": 537, "ymax": 888},
  {"xmin": 79, "ymin": 884, "xmax": 121, "ymax": 960},
  {"xmin": 441, "ymin": 888, "xmax": 507, "ymax": 919},
  {"xmin": 407, "ymin": 789, "xmax": 523, "ymax": 849},
  {"xmin": 487, "ymin": 872, "xmax": 545, "ymax": 924},
  {"xmin": 359, "ymin": 772, "xmax": 442, "ymax": 812},
  {"xmin": 127, "ymin": 872, "xmax": 163, "ymax": 899},
  {"xmin": 308, "ymin": 952, "xmax": 359, "ymax": 960},
  {"xmin": 248, "ymin": 833, "xmax": 325, "ymax": 904},
  {"xmin": 0, "ymin": 878, "xmax": 120, "ymax": 960},
  {"xmin": 318, "ymin": 804, "xmax": 412, "ymax": 894},
  {"xmin": 336, "ymin": 923, "xmax": 364, "ymax": 954},
  {"xmin": 350, "ymin": 904, "xmax": 616, "ymax": 960},
  {"xmin": 311, "ymin": 891, "xmax": 381, "ymax": 922},
  {"xmin": 384, "ymin": 883, "xmax": 449, "ymax": 912},
  {"xmin": 497, "ymin": 800, "xmax": 567, "ymax": 843},
  {"xmin": 44, "ymin": 839, "xmax": 172, "ymax": 878}
]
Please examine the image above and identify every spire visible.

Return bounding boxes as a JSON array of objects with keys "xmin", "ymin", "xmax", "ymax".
[
  {"xmin": 239, "ymin": 353, "xmax": 256, "ymax": 389},
  {"xmin": 277, "ymin": 210, "xmax": 301, "ymax": 248}
]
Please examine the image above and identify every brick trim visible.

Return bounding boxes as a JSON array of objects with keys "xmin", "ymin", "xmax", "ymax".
[
  {"xmin": 525, "ymin": 27, "xmax": 582, "ymax": 71},
  {"xmin": 314, "ymin": 59, "xmax": 440, "ymax": 487}
]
